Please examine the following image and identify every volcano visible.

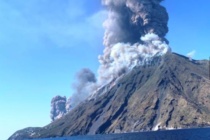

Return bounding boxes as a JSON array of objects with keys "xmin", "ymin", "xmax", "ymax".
[{"xmin": 9, "ymin": 53, "xmax": 210, "ymax": 140}]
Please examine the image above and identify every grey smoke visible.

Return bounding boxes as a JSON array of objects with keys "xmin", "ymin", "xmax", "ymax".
[
  {"xmin": 51, "ymin": 69, "xmax": 97, "ymax": 121},
  {"xmin": 50, "ymin": 0, "xmax": 171, "ymax": 117},
  {"xmin": 69, "ymin": 68, "xmax": 97, "ymax": 107},
  {"xmin": 50, "ymin": 96, "xmax": 67, "ymax": 121},
  {"xmin": 66, "ymin": 97, "xmax": 72, "ymax": 112},
  {"xmin": 102, "ymin": 0, "xmax": 169, "ymax": 47},
  {"xmin": 98, "ymin": 0, "xmax": 170, "ymax": 84}
]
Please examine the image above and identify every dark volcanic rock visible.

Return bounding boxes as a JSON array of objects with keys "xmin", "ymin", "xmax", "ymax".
[{"xmin": 9, "ymin": 53, "xmax": 210, "ymax": 139}]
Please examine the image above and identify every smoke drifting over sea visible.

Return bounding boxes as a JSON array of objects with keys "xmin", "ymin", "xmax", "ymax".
[{"xmin": 51, "ymin": 0, "xmax": 170, "ymax": 120}]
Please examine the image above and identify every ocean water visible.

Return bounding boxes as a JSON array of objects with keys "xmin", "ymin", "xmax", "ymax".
[{"xmin": 27, "ymin": 128, "xmax": 210, "ymax": 140}]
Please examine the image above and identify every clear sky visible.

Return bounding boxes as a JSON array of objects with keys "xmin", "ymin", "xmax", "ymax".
[{"xmin": 0, "ymin": 0, "xmax": 209, "ymax": 139}]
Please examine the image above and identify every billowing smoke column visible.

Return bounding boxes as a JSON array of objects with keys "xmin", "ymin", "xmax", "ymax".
[
  {"xmin": 50, "ymin": 96, "xmax": 67, "ymax": 121},
  {"xmin": 98, "ymin": 0, "xmax": 170, "ymax": 84},
  {"xmin": 51, "ymin": 0, "xmax": 171, "ymax": 120},
  {"xmin": 51, "ymin": 69, "xmax": 96, "ymax": 121},
  {"xmin": 102, "ymin": 0, "xmax": 169, "ymax": 47},
  {"xmin": 69, "ymin": 68, "xmax": 97, "ymax": 107}
]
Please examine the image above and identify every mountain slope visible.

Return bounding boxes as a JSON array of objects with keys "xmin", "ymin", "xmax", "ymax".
[{"xmin": 9, "ymin": 53, "xmax": 210, "ymax": 139}]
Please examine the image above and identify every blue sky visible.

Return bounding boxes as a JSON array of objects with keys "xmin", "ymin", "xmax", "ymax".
[
  {"xmin": 0, "ymin": 0, "xmax": 210, "ymax": 139},
  {"xmin": 164, "ymin": 0, "xmax": 210, "ymax": 59}
]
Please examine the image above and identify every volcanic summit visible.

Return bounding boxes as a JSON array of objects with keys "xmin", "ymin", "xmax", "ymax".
[{"xmin": 8, "ymin": 0, "xmax": 210, "ymax": 140}]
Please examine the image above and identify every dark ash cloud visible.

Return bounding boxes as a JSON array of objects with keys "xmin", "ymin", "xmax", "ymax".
[
  {"xmin": 102, "ymin": 0, "xmax": 169, "ymax": 47},
  {"xmin": 50, "ymin": 96, "xmax": 67, "ymax": 121}
]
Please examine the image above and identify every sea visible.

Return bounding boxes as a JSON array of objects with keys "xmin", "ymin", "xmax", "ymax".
[{"xmin": 26, "ymin": 128, "xmax": 210, "ymax": 140}]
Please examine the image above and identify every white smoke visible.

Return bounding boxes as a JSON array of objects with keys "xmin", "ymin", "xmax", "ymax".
[
  {"xmin": 51, "ymin": 0, "xmax": 171, "ymax": 116},
  {"xmin": 187, "ymin": 50, "xmax": 196, "ymax": 60},
  {"xmin": 66, "ymin": 97, "xmax": 72, "ymax": 112},
  {"xmin": 98, "ymin": 33, "xmax": 170, "ymax": 85},
  {"xmin": 97, "ymin": 0, "xmax": 170, "ymax": 85}
]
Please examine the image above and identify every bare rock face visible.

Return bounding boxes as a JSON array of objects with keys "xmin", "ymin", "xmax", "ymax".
[{"xmin": 9, "ymin": 53, "xmax": 210, "ymax": 139}]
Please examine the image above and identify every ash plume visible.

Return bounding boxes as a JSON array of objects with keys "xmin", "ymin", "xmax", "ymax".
[
  {"xmin": 50, "ymin": 96, "xmax": 67, "ymax": 121},
  {"xmin": 69, "ymin": 68, "xmax": 97, "ymax": 108},
  {"xmin": 98, "ymin": 0, "xmax": 170, "ymax": 84},
  {"xmin": 102, "ymin": 0, "xmax": 169, "ymax": 47},
  {"xmin": 50, "ymin": 0, "xmax": 171, "ymax": 115}
]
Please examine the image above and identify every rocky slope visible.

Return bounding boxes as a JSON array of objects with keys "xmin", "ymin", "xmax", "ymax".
[
  {"xmin": 8, "ymin": 127, "xmax": 42, "ymax": 140},
  {"xmin": 9, "ymin": 53, "xmax": 210, "ymax": 139}
]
